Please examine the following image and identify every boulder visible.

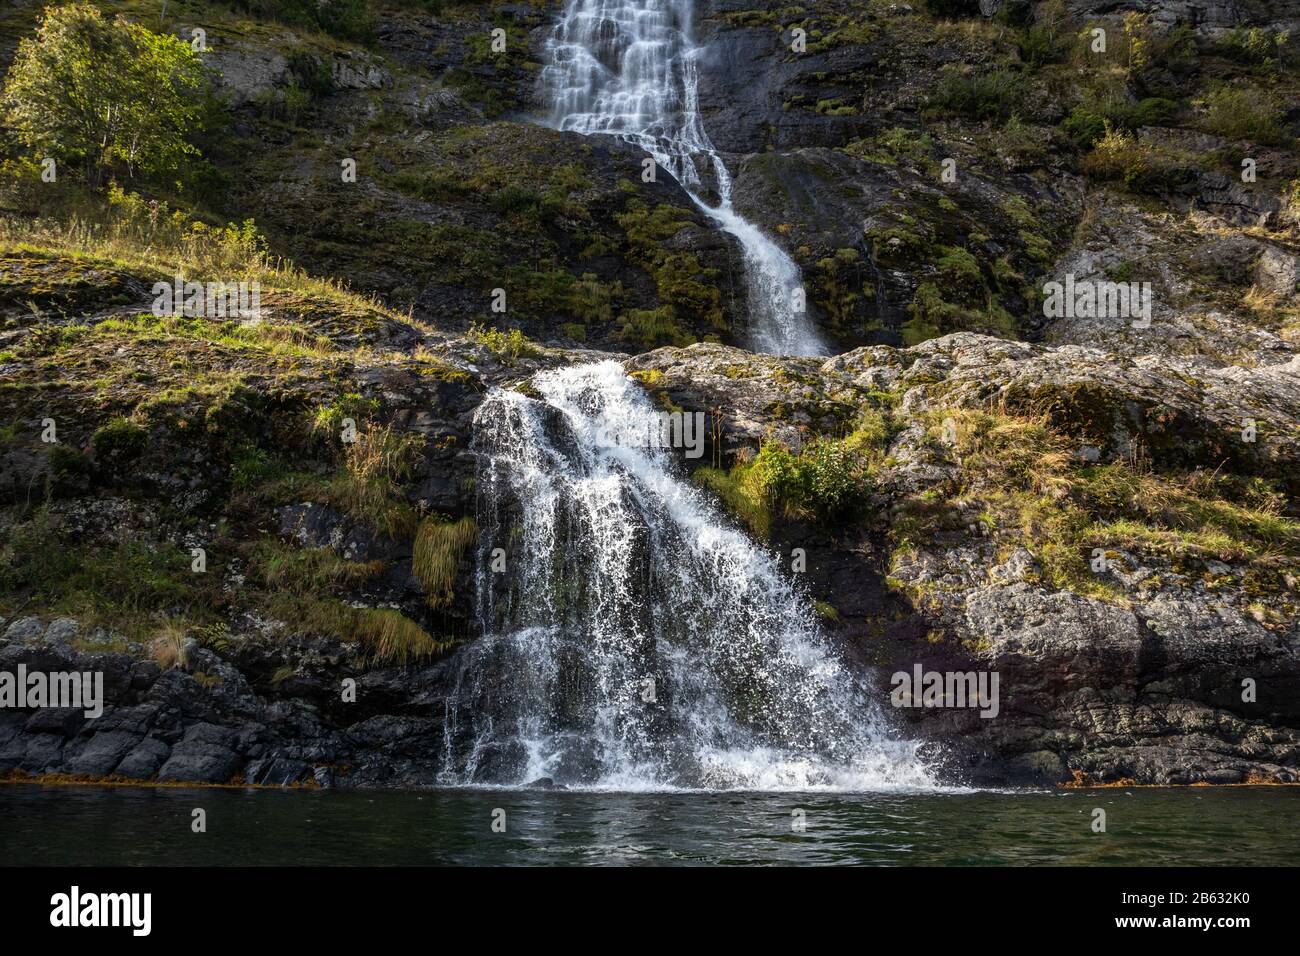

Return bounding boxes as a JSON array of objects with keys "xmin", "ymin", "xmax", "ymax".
[
  {"xmin": 114, "ymin": 739, "xmax": 172, "ymax": 780},
  {"xmin": 1256, "ymin": 246, "xmax": 1300, "ymax": 298},
  {"xmin": 63, "ymin": 731, "xmax": 143, "ymax": 777},
  {"xmin": 156, "ymin": 722, "xmax": 244, "ymax": 784},
  {"xmin": 3, "ymin": 617, "xmax": 44, "ymax": 646}
]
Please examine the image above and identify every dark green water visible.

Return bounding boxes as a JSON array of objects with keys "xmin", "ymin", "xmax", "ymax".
[{"xmin": 3, "ymin": 785, "xmax": 1297, "ymax": 865}]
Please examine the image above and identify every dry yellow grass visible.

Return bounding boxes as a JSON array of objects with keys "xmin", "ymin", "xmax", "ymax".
[
  {"xmin": 350, "ymin": 607, "xmax": 453, "ymax": 666},
  {"xmin": 412, "ymin": 516, "xmax": 478, "ymax": 608},
  {"xmin": 149, "ymin": 619, "xmax": 188, "ymax": 669}
]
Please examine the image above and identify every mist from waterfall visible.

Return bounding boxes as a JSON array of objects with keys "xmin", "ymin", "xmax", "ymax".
[
  {"xmin": 541, "ymin": 0, "xmax": 827, "ymax": 356},
  {"xmin": 439, "ymin": 362, "xmax": 936, "ymax": 791}
]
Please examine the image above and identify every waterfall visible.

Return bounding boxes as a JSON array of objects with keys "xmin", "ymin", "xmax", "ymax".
[
  {"xmin": 439, "ymin": 361, "xmax": 935, "ymax": 791},
  {"xmin": 541, "ymin": 0, "xmax": 828, "ymax": 356}
]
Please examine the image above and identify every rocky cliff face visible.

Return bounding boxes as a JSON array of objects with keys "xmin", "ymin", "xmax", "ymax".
[{"xmin": 1, "ymin": 0, "xmax": 1298, "ymax": 787}]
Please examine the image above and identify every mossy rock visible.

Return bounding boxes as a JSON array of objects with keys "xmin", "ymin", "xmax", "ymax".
[{"xmin": 0, "ymin": 249, "xmax": 161, "ymax": 322}]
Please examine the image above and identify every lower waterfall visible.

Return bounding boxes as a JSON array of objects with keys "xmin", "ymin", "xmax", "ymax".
[{"xmin": 438, "ymin": 362, "xmax": 936, "ymax": 791}]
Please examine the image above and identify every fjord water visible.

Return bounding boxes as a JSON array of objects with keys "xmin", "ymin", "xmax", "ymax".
[
  {"xmin": 4, "ymin": 784, "xmax": 1297, "ymax": 865},
  {"xmin": 440, "ymin": 362, "xmax": 933, "ymax": 791},
  {"xmin": 542, "ymin": 0, "xmax": 827, "ymax": 355}
]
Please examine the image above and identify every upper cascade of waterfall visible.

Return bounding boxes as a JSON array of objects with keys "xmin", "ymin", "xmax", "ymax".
[
  {"xmin": 440, "ymin": 361, "xmax": 936, "ymax": 791},
  {"xmin": 541, "ymin": 0, "xmax": 828, "ymax": 357}
]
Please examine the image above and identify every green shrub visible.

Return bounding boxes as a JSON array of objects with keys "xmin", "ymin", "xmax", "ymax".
[
  {"xmin": 1061, "ymin": 103, "xmax": 1111, "ymax": 150},
  {"xmin": 230, "ymin": 446, "xmax": 284, "ymax": 489},
  {"xmin": 1, "ymin": 4, "xmax": 207, "ymax": 185},
  {"xmin": 894, "ymin": 406, "xmax": 1300, "ymax": 601},
  {"xmin": 844, "ymin": 127, "xmax": 935, "ymax": 166},
  {"xmin": 325, "ymin": 423, "xmax": 423, "ymax": 538},
  {"xmin": 467, "ymin": 322, "xmax": 541, "ymax": 364},
  {"xmin": 1198, "ymin": 86, "xmax": 1287, "ymax": 145},
  {"xmin": 1215, "ymin": 26, "xmax": 1291, "ymax": 68},
  {"xmin": 751, "ymin": 437, "xmax": 867, "ymax": 521},
  {"xmin": 927, "ymin": 69, "xmax": 1027, "ymax": 122},
  {"xmin": 48, "ymin": 443, "xmax": 91, "ymax": 477},
  {"xmin": 814, "ymin": 599, "xmax": 841, "ymax": 622},
  {"xmin": 694, "ymin": 464, "xmax": 771, "ymax": 539},
  {"xmin": 1152, "ymin": 24, "xmax": 1199, "ymax": 74},
  {"xmin": 0, "ymin": 514, "xmax": 209, "ymax": 636},
  {"xmin": 287, "ymin": 51, "xmax": 333, "ymax": 96},
  {"xmin": 1080, "ymin": 125, "xmax": 1197, "ymax": 194},
  {"xmin": 569, "ymin": 273, "xmax": 619, "ymax": 324},
  {"xmin": 389, "ymin": 169, "xmax": 472, "ymax": 202},
  {"xmin": 1019, "ymin": 25, "xmax": 1067, "ymax": 67},
  {"xmin": 91, "ymin": 416, "xmax": 148, "ymax": 460},
  {"xmin": 489, "ymin": 184, "xmax": 561, "ymax": 220},
  {"xmin": 311, "ymin": 393, "xmax": 380, "ymax": 439},
  {"xmin": 935, "ymin": 246, "xmax": 984, "ymax": 302},
  {"xmin": 1061, "ymin": 96, "xmax": 1179, "ymax": 149},
  {"xmin": 246, "ymin": 539, "xmax": 384, "ymax": 593},
  {"xmin": 616, "ymin": 200, "xmax": 725, "ymax": 337}
]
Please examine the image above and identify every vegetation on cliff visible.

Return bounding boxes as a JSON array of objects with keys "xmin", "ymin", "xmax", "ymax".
[{"xmin": 0, "ymin": 0, "xmax": 1298, "ymax": 785}]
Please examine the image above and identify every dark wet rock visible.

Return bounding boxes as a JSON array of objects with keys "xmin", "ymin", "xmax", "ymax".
[
  {"xmin": 245, "ymin": 756, "xmax": 314, "ymax": 787},
  {"xmin": 156, "ymin": 722, "xmax": 244, "ymax": 784},
  {"xmin": 24, "ymin": 708, "xmax": 86, "ymax": 737},
  {"xmin": 549, "ymin": 735, "xmax": 605, "ymax": 784},
  {"xmin": 0, "ymin": 715, "xmax": 21, "ymax": 748},
  {"xmin": 91, "ymin": 704, "xmax": 161, "ymax": 736},
  {"xmin": 63, "ymin": 730, "xmax": 143, "ymax": 777},
  {"xmin": 130, "ymin": 661, "xmax": 163, "ymax": 691},
  {"xmin": 114, "ymin": 739, "xmax": 173, "ymax": 780},
  {"xmin": 470, "ymin": 740, "xmax": 530, "ymax": 784},
  {"xmin": 3, "ymin": 733, "xmax": 64, "ymax": 774},
  {"xmin": 278, "ymin": 502, "xmax": 400, "ymax": 564},
  {"xmin": 725, "ymin": 142, "xmax": 1081, "ymax": 349},
  {"xmin": 0, "ymin": 447, "xmax": 55, "ymax": 501}
]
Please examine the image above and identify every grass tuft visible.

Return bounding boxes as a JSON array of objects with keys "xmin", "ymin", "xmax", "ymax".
[
  {"xmin": 412, "ymin": 516, "xmax": 477, "ymax": 608},
  {"xmin": 149, "ymin": 619, "xmax": 189, "ymax": 669},
  {"xmin": 349, "ymin": 607, "xmax": 454, "ymax": 666},
  {"xmin": 325, "ymin": 423, "xmax": 423, "ymax": 538}
]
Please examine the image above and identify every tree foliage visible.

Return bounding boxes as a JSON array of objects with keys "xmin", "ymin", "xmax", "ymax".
[{"xmin": 1, "ymin": 3, "xmax": 207, "ymax": 185}]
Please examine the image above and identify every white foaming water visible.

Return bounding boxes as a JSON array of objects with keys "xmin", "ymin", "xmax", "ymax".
[
  {"xmin": 541, "ymin": 0, "xmax": 827, "ymax": 356},
  {"xmin": 440, "ymin": 361, "xmax": 936, "ymax": 791}
]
